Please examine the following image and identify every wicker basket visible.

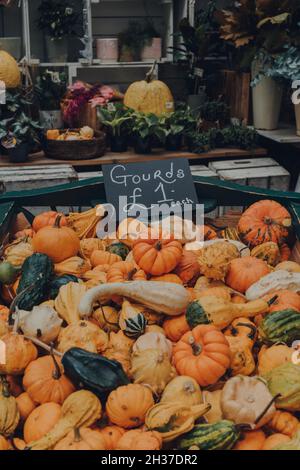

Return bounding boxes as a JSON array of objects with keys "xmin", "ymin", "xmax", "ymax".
[{"xmin": 44, "ymin": 129, "xmax": 106, "ymax": 161}]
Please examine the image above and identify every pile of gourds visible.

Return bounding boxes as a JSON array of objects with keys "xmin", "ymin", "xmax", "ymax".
[{"xmin": 1, "ymin": 199, "xmax": 300, "ymax": 450}]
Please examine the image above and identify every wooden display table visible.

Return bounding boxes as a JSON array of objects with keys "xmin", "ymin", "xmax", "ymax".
[{"xmin": 0, "ymin": 147, "xmax": 268, "ymax": 170}]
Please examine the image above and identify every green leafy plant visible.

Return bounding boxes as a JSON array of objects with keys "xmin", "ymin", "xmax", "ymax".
[
  {"xmin": 97, "ymin": 103, "xmax": 133, "ymax": 137},
  {"xmin": 132, "ymin": 112, "xmax": 167, "ymax": 143},
  {"xmin": 7, "ymin": 113, "xmax": 42, "ymax": 145},
  {"xmin": 0, "ymin": 90, "xmax": 33, "ymax": 120},
  {"xmin": 37, "ymin": 0, "xmax": 79, "ymax": 39},
  {"xmin": 35, "ymin": 70, "xmax": 67, "ymax": 111},
  {"xmin": 187, "ymin": 124, "xmax": 258, "ymax": 154},
  {"xmin": 118, "ymin": 20, "xmax": 160, "ymax": 60},
  {"xmin": 267, "ymin": 46, "xmax": 300, "ymax": 82},
  {"xmin": 199, "ymin": 99, "xmax": 230, "ymax": 124},
  {"xmin": 160, "ymin": 110, "xmax": 187, "ymax": 138}
]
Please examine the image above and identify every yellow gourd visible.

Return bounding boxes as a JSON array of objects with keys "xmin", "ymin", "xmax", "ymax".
[
  {"xmin": 26, "ymin": 390, "xmax": 102, "ymax": 450},
  {"xmin": 54, "ymin": 256, "xmax": 91, "ymax": 277},
  {"xmin": 54, "ymin": 282, "xmax": 87, "ymax": 324},
  {"xmin": 4, "ymin": 238, "xmax": 33, "ymax": 267},
  {"xmin": 124, "ymin": 64, "xmax": 174, "ymax": 116},
  {"xmin": 0, "ymin": 50, "xmax": 21, "ymax": 88}
]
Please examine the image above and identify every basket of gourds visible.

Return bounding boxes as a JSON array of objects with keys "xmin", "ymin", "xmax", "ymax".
[
  {"xmin": 44, "ymin": 126, "xmax": 106, "ymax": 161},
  {"xmin": 1, "ymin": 199, "xmax": 300, "ymax": 451}
]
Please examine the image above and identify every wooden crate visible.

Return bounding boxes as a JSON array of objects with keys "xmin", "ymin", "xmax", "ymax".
[
  {"xmin": 0, "ymin": 165, "xmax": 78, "ymax": 192},
  {"xmin": 208, "ymin": 157, "xmax": 279, "ymax": 172}
]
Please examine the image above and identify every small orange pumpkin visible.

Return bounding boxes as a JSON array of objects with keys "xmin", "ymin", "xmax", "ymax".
[
  {"xmin": 263, "ymin": 290, "xmax": 300, "ymax": 313},
  {"xmin": 107, "ymin": 261, "xmax": 147, "ymax": 283},
  {"xmin": 133, "ymin": 235, "xmax": 183, "ymax": 276},
  {"xmin": 97, "ymin": 425, "xmax": 125, "ymax": 450},
  {"xmin": 54, "ymin": 427, "xmax": 106, "ymax": 451},
  {"xmin": 32, "ymin": 216, "xmax": 80, "ymax": 263},
  {"xmin": 267, "ymin": 410, "xmax": 299, "ymax": 437},
  {"xmin": 24, "ymin": 402, "xmax": 62, "ymax": 443},
  {"xmin": 152, "ymin": 273, "xmax": 183, "ymax": 284},
  {"xmin": 238, "ymin": 200, "xmax": 291, "ymax": 247},
  {"xmin": 16, "ymin": 392, "xmax": 36, "ymax": 421},
  {"xmin": 117, "ymin": 429, "xmax": 162, "ymax": 450},
  {"xmin": 172, "ymin": 325, "xmax": 231, "ymax": 386},
  {"xmin": 226, "ymin": 256, "xmax": 271, "ymax": 293},
  {"xmin": 163, "ymin": 314, "xmax": 190, "ymax": 342},
  {"xmin": 90, "ymin": 250, "xmax": 121, "ymax": 268},
  {"xmin": 0, "ymin": 333, "xmax": 38, "ymax": 375},
  {"xmin": 174, "ymin": 250, "xmax": 200, "ymax": 286},
  {"xmin": 23, "ymin": 354, "xmax": 75, "ymax": 405},
  {"xmin": 106, "ymin": 384, "xmax": 154, "ymax": 428},
  {"xmin": 233, "ymin": 430, "xmax": 266, "ymax": 450},
  {"xmin": 32, "ymin": 211, "xmax": 67, "ymax": 232}
]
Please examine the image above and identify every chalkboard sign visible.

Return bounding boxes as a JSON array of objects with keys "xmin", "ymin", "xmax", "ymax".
[{"xmin": 102, "ymin": 158, "xmax": 199, "ymax": 220}]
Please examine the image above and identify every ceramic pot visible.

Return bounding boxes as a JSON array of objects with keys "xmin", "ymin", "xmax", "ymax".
[
  {"xmin": 96, "ymin": 38, "xmax": 118, "ymax": 63},
  {"xmin": 141, "ymin": 38, "xmax": 162, "ymax": 62}
]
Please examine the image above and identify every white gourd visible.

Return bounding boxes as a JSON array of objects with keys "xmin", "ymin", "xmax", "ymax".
[
  {"xmin": 132, "ymin": 332, "xmax": 172, "ymax": 358},
  {"xmin": 19, "ymin": 305, "xmax": 62, "ymax": 344},
  {"xmin": 246, "ymin": 270, "xmax": 300, "ymax": 300}
]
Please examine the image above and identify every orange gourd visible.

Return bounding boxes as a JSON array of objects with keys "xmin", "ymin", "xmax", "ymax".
[
  {"xmin": 174, "ymin": 251, "xmax": 200, "ymax": 286},
  {"xmin": 163, "ymin": 314, "xmax": 190, "ymax": 342},
  {"xmin": 23, "ymin": 354, "xmax": 75, "ymax": 405},
  {"xmin": 24, "ymin": 403, "xmax": 62, "ymax": 443},
  {"xmin": 226, "ymin": 256, "xmax": 271, "ymax": 293},
  {"xmin": 106, "ymin": 384, "xmax": 154, "ymax": 428},
  {"xmin": 117, "ymin": 429, "xmax": 162, "ymax": 450},
  {"xmin": 32, "ymin": 211, "xmax": 67, "ymax": 232},
  {"xmin": 79, "ymin": 238, "xmax": 107, "ymax": 260},
  {"xmin": 267, "ymin": 411, "xmax": 299, "ymax": 437},
  {"xmin": 117, "ymin": 217, "xmax": 148, "ymax": 248},
  {"xmin": 90, "ymin": 250, "xmax": 121, "ymax": 268},
  {"xmin": 280, "ymin": 243, "xmax": 291, "ymax": 261},
  {"xmin": 263, "ymin": 290, "xmax": 300, "ymax": 313},
  {"xmin": 0, "ymin": 305, "xmax": 9, "ymax": 322},
  {"xmin": 262, "ymin": 434, "xmax": 291, "ymax": 450},
  {"xmin": 204, "ymin": 225, "xmax": 218, "ymax": 240},
  {"xmin": 152, "ymin": 274, "xmax": 183, "ymax": 284},
  {"xmin": 0, "ymin": 333, "xmax": 38, "ymax": 375},
  {"xmin": 32, "ymin": 216, "xmax": 80, "ymax": 263},
  {"xmin": 234, "ymin": 430, "xmax": 266, "ymax": 450},
  {"xmin": 107, "ymin": 261, "xmax": 147, "ymax": 283},
  {"xmin": 133, "ymin": 236, "xmax": 183, "ymax": 276},
  {"xmin": 97, "ymin": 426, "xmax": 125, "ymax": 450},
  {"xmin": 0, "ymin": 435, "xmax": 10, "ymax": 450},
  {"xmin": 54, "ymin": 427, "xmax": 106, "ymax": 451},
  {"xmin": 172, "ymin": 325, "xmax": 231, "ymax": 386},
  {"xmin": 238, "ymin": 200, "xmax": 291, "ymax": 247},
  {"xmin": 16, "ymin": 392, "xmax": 36, "ymax": 421}
]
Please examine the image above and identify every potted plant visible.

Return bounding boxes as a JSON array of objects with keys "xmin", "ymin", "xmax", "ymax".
[
  {"xmin": 160, "ymin": 110, "xmax": 187, "ymax": 151},
  {"xmin": 132, "ymin": 112, "xmax": 166, "ymax": 154},
  {"xmin": 97, "ymin": 103, "xmax": 133, "ymax": 152},
  {"xmin": 35, "ymin": 70, "xmax": 67, "ymax": 129},
  {"xmin": 118, "ymin": 21, "xmax": 143, "ymax": 62},
  {"xmin": 0, "ymin": 113, "xmax": 42, "ymax": 163},
  {"xmin": 218, "ymin": 0, "xmax": 300, "ymax": 130},
  {"xmin": 266, "ymin": 46, "xmax": 300, "ymax": 136},
  {"xmin": 140, "ymin": 20, "xmax": 162, "ymax": 62},
  {"xmin": 198, "ymin": 99, "xmax": 230, "ymax": 131},
  {"xmin": 37, "ymin": 0, "xmax": 79, "ymax": 63}
]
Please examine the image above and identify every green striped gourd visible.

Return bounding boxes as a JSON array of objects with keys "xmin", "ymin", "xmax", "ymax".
[
  {"xmin": 258, "ymin": 309, "xmax": 300, "ymax": 344},
  {"xmin": 177, "ymin": 420, "xmax": 239, "ymax": 450}
]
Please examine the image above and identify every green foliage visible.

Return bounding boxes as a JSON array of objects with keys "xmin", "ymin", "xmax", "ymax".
[
  {"xmin": 199, "ymin": 100, "xmax": 230, "ymax": 123},
  {"xmin": 0, "ymin": 113, "xmax": 42, "ymax": 146},
  {"xmin": 160, "ymin": 108, "xmax": 195, "ymax": 137},
  {"xmin": 267, "ymin": 46, "xmax": 300, "ymax": 82},
  {"xmin": 34, "ymin": 70, "xmax": 67, "ymax": 110},
  {"xmin": 118, "ymin": 20, "xmax": 160, "ymax": 58},
  {"xmin": 97, "ymin": 103, "xmax": 133, "ymax": 137},
  {"xmin": 37, "ymin": 0, "xmax": 79, "ymax": 39},
  {"xmin": 132, "ymin": 112, "xmax": 167, "ymax": 143},
  {"xmin": 187, "ymin": 125, "xmax": 258, "ymax": 154}
]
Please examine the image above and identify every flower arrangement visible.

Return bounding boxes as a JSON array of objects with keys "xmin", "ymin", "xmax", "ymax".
[
  {"xmin": 37, "ymin": 0, "xmax": 79, "ymax": 39},
  {"xmin": 61, "ymin": 81, "xmax": 123, "ymax": 127}
]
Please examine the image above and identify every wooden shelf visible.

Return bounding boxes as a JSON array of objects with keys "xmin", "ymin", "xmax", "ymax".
[
  {"xmin": 257, "ymin": 127, "xmax": 300, "ymax": 144},
  {"xmin": 0, "ymin": 148, "xmax": 268, "ymax": 170}
]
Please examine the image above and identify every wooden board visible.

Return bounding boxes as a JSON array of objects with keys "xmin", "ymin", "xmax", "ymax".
[
  {"xmin": 0, "ymin": 148, "xmax": 268, "ymax": 169},
  {"xmin": 257, "ymin": 127, "xmax": 300, "ymax": 144}
]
